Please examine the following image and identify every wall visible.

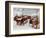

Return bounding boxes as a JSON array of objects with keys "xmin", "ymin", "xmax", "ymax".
[{"xmin": 0, "ymin": 0, "xmax": 46, "ymax": 38}]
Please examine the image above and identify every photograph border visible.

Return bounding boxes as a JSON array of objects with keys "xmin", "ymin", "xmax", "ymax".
[{"xmin": 5, "ymin": 1, "xmax": 45, "ymax": 37}]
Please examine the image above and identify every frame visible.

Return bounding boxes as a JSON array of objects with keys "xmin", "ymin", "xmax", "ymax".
[{"xmin": 5, "ymin": 1, "xmax": 45, "ymax": 37}]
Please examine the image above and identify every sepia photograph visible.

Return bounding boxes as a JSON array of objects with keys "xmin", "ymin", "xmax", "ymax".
[{"xmin": 13, "ymin": 8, "xmax": 40, "ymax": 30}]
